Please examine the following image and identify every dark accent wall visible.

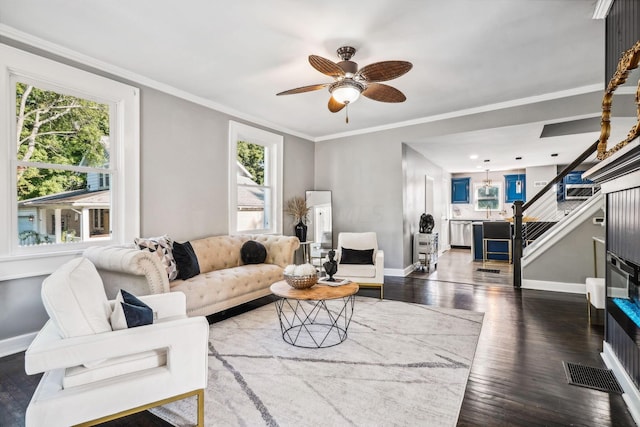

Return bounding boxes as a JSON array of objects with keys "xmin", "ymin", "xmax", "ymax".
[
  {"xmin": 606, "ymin": 0, "xmax": 640, "ymax": 82},
  {"xmin": 607, "ymin": 187, "xmax": 640, "ymax": 265}
]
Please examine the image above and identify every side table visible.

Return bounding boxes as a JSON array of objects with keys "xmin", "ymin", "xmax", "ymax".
[{"xmin": 270, "ymin": 280, "xmax": 359, "ymax": 348}]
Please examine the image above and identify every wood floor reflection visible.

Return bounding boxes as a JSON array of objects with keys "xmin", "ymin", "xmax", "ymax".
[{"xmin": 377, "ymin": 248, "xmax": 634, "ymax": 426}]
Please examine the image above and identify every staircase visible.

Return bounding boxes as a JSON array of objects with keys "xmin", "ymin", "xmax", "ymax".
[
  {"xmin": 520, "ymin": 192, "xmax": 605, "ymax": 293},
  {"xmin": 512, "ymin": 139, "xmax": 605, "ymax": 292}
]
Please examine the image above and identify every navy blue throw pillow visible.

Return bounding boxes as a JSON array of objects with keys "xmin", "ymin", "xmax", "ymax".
[
  {"xmin": 241, "ymin": 240, "xmax": 267, "ymax": 264},
  {"xmin": 339, "ymin": 247, "xmax": 374, "ymax": 265},
  {"xmin": 120, "ymin": 289, "xmax": 153, "ymax": 328},
  {"xmin": 173, "ymin": 241, "xmax": 201, "ymax": 280}
]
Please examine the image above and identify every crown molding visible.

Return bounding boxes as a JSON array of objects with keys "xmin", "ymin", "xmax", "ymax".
[
  {"xmin": 592, "ymin": 0, "xmax": 613, "ymax": 19},
  {"xmin": 0, "ymin": 24, "xmax": 314, "ymax": 142},
  {"xmin": 316, "ymin": 84, "xmax": 604, "ymax": 142},
  {"xmin": 0, "ymin": 23, "xmax": 608, "ymax": 144}
]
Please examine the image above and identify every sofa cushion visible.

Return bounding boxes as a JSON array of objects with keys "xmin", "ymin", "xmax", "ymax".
[
  {"xmin": 340, "ymin": 247, "xmax": 374, "ymax": 265},
  {"xmin": 336, "ymin": 263, "xmax": 377, "ymax": 279},
  {"xmin": 134, "ymin": 235, "xmax": 178, "ymax": 281},
  {"xmin": 110, "ymin": 290, "xmax": 154, "ymax": 330},
  {"xmin": 170, "ymin": 264, "xmax": 283, "ymax": 312},
  {"xmin": 41, "ymin": 257, "xmax": 112, "ymax": 338},
  {"xmin": 173, "ymin": 241, "xmax": 201, "ymax": 280},
  {"xmin": 241, "ymin": 240, "xmax": 267, "ymax": 265}
]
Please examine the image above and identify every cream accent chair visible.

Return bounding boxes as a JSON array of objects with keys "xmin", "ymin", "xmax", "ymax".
[
  {"xmin": 24, "ymin": 257, "xmax": 209, "ymax": 427},
  {"xmin": 334, "ymin": 232, "xmax": 384, "ymax": 298}
]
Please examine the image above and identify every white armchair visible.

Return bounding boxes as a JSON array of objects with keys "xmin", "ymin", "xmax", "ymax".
[
  {"xmin": 334, "ymin": 232, "xmax": 384, "ymax": 298},
  {"xmin": 24, "ymin": 257, "xmax": 209, "ymax": 427}
]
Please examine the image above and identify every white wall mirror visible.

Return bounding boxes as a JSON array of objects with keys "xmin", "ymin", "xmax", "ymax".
[{"xmin": 306, "ymin": 190, "xmax": 332, "ymax": 263}]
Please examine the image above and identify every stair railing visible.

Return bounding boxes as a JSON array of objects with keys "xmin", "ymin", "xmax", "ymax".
[{"xmin": 512, "ymin": 139, "xmax": 601, "ymax": 287}]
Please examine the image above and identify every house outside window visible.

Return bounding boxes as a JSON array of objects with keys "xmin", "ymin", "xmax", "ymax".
[
  {"xmin": 0, "ymin": 44, "xmax": 139, "ymax": 279},
  {"xmin": 228, "ymin": 121, "xmax": 283, "ymax": 235}
]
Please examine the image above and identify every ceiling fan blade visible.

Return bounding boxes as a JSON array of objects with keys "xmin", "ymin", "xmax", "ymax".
[
  {"xmin": 276, "ymin": 83, "xmax": 330, "ymax": 96},
  {"xmin": 362, "ymin": 83, "xmax": 407, "ymax": 103},
  {"xmin": 328, "ymin": 96, "xmax": 346, "ymax": 112},
  {"xmin": 357, "ymin": 61, "xmax": 413, "ymax": 83},
  {"xmin": 309, "ymin": 55, "xmax": 345, "ymax": 78}
]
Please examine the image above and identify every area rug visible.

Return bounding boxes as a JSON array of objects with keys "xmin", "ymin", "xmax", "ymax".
[{"xmin": 152, "ymin": 297, "xmax": 484, "ymax": 426}]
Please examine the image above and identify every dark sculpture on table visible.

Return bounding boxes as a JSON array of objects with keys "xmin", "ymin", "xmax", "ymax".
[
  {"xmin": 419, "ymin": 213, "xmax": 435, "ymax": 234},
  {"xmin": 323, "ymin": 250, "xmax": 338, "ymax": 281}
]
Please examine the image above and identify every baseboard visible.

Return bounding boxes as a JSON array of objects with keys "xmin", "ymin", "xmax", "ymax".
[
  {"xmin": 384, "ymin": 267, "xmax": 410, "ymax": 277},
  {"xmin": 602, "ymin": 341, "xmax": 640, "ymax": 426},
  {"xmin": 521, "ymin": 279, "xmax": 585, "ymax": 294},
  {"xmin": 0, "ymin": 332, "xmax": 36, "ymax": 358}
]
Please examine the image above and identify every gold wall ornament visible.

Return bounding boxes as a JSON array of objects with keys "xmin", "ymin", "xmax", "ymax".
[{"xmin": 597, "ymin": 39, "xmax": 640, "ymax": 160}]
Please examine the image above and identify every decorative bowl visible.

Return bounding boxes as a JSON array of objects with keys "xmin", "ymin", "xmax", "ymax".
[{"xmin": 284, "ymin": 273, "xmax": 318, "ymax": 289}]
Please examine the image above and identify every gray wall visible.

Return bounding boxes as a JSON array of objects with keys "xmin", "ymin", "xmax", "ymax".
[
  {"xmin": 138, "ymin": 88, "xmax": 314, "ymax": 241},
  {"xmin": 402, "ymin": 144, "xmax": 449, "ymax": 267},
  {"xmin": 522, "ymin": 211, "xmax": 605, "ymax": 283},
  {"xmin": 315, "ymin": 135, "xmax": 404, "ymax": 269},
  {"xmin": 0, "ymin": 276, "xmax": 48, "ymax": 342},
  {"xmin": 0, "ymin": 41, "xmax": 315, "ymax": 349}
]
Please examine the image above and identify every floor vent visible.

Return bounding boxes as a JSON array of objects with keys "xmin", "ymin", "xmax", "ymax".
[
  {"xmin": 476, "ymin": 268, "xmax": 500, "ymax": 274},
  {"xmin": 563, "ymin": 362, "xmax": 623, "ymax": 394}
]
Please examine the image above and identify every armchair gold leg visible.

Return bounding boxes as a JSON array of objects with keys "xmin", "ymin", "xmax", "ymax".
[{"xmin": 73, "ymin": 388, "xmax": 205, "ymax": 427}]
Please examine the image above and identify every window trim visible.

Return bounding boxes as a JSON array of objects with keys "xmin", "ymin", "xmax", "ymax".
[
  {"xmin": 473, "ymin": 182, "xmax": 503, "ymax": 212},
  {"xmin": 228, "ymin": 121, "xmax": 283, "ymax": 235},
  {"xmin": 0, "ymin": 43, "xmax": 139, "ymax": 280}
]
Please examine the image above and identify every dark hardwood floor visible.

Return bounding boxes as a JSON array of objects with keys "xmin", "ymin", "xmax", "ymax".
[{"xmin": 1, "ymin": 249, "xmax": 635, "ymax": 426}]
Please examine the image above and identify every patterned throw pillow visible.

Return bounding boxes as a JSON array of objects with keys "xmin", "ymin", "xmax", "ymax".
[{"xmin": 134, "ymin": 235, "xmax": 178, "ymax": 281}]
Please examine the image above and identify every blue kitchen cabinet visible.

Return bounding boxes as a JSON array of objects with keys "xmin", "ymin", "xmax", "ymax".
[
  {"xmin": 451, "ymin": 177, "xmax": 470, "ymax": 204},
  {"xmin": 564, "ymin": 171, "xmax": 593, "ymax": 185},
  {"xmin": 504, "ymin": 174, "xmax": 526, "ymax": 203}
]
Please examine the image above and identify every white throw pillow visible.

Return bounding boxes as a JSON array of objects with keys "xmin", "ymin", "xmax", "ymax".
[{"xmin": 41, "ymin": 257, "xmax": 112, "ymax": 338}]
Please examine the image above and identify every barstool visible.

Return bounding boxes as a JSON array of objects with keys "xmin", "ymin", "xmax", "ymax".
[{"xmin": 482, "ymin": 221, "xmax": 512, "ymax": 263}]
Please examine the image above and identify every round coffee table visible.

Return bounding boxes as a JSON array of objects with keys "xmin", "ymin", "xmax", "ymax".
[{"xmin": 270, "ymin": 280, "xmax": 359, "ymax": 348}]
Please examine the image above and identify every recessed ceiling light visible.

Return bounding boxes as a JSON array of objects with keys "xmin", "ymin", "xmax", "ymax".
[
  {"xmin": 551, "ymin": 153, "xmax": 558, "ymax": 157},
  {"xmin": 476, "ymin": 165, "xmax": 483, "ymax": 169},
  {"xmin": 469, "ymin": 154, "xmax": 478, "ymax": 160},
  {"xmin": 515, "ymin": 156, "xmax": 522, "ymax": 160}
]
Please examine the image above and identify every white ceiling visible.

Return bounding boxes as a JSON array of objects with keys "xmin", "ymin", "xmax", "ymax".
[{"xmin": 1, "ymin": 0, "xmax": 631, "ymax": 173}]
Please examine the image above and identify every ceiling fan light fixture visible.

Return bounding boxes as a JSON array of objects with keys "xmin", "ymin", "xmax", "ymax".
[{"xmin": 330, "ymin": 80, "xmax": 363, "ymax": 104}]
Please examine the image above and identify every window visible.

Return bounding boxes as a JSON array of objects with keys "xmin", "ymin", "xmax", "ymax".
[
  {"xmin": 0, "ymin": 44, "xmax": 139, "ymax": 279},
  {"xmin": 474, "ymin": 182, "xmax": 503, "ymax": 212},
  {"xmin": 15, "ymin": 83, "xmax": 111, "ymax": 247},
  {"xmin": 228, "ymin": 121, "xmax": 283, "ymax": 235}
]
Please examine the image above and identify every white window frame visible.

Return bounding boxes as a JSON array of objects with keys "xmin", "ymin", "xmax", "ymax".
[
  {"xmin": 228, "ymin": 121, "xmax": 283, "ymax": 235},
  {"xmin": 473, "ymin": 182, "xmax": 503, "ymax": 212},
  {"xmin": 0, "ymin": 44, "xmax": 139, "ymax": 280}
]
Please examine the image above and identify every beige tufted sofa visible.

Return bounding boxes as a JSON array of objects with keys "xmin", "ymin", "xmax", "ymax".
[{"xmin": 84, "ymin": 234, "xmax": 300, "ymax": 317}]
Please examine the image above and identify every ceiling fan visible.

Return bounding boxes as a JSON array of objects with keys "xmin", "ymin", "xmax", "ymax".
[{"xmin": 276, "ymin": 46, "xmax": 412, "ymax": 122}]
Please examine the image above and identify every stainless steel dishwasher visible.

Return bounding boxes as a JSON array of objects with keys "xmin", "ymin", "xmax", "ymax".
[{"xmin": 450, "ymin": 221, "xmax": 472, "ymax": 247}]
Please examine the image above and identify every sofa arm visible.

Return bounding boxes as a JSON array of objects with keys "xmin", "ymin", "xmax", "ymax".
[
  {"xmin": 83, "ymin": 246, "xmax": 170, "ymax": 299},
  {"xmin": 375, "ymin": 249, "xmax": 385, "ymax": 282}
]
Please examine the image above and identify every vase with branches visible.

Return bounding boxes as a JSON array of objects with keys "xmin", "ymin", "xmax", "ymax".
[{"xmin": 285, "ymin": 196, "xmax": 310, "ymax": 242}]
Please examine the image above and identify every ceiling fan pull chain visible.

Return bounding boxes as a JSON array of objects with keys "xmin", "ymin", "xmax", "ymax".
[{"xmin": 345, "ymin": 102, "xmax": 349, "ymax": 124}]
